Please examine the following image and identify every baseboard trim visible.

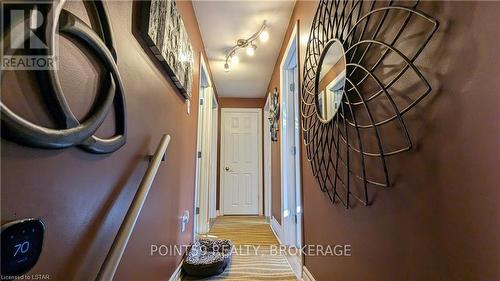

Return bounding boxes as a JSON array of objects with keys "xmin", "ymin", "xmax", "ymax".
[
  {"xmin": 168, "ymin": 258, "xmax": 184, "ymax": 281},
  {"xmin": 270, "ymin": 216, "xmax": 283, "ymax": 244},
  {"xmin": 302, "ymin": 266, "xmax": 316, "ymax": 281}
]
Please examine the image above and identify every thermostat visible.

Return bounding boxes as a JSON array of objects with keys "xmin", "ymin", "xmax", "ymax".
[{"xmin": 1, "ymin": 219, "xmax": 45, "ymax": 276}]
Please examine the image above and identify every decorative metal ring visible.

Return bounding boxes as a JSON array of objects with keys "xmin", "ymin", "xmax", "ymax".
[
  {"xmin": 41, "ymin": 2, "xmax": 127, "ymax": 153},
  {"xmin": 0, "ymin": 0, "xmax": 126, "ymax": 154}
]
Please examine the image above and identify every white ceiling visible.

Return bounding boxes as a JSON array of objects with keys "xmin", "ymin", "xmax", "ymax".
[{"xmin": 193, "ymin": 0, "xmax": 295, "ymax": 98}]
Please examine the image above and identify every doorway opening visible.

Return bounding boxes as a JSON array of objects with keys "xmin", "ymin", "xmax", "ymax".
[
  {"xmin": 194, "ymin": 55, "xmax": 218, "ymax": 238},
  {"xmin": 279, "ymin": 23, "xmax": 302, "ymax": 253}
]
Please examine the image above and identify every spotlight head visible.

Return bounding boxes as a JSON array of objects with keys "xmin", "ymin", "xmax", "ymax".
[
  {"xmin": 259, "ymin": 30, "xmax": 269, "ymax": 42},
  {"xmin": 246, "ymin": 44, "xmax": 256, "ymax": 56},
  {"xmin": 230, "ymin": 55, "xmax": 239, "ymax": 65}
]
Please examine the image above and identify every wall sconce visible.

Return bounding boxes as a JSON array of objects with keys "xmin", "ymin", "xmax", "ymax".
[{"xmin": 224, "ymin": 21, "xmax": 269, "ymax": 72}]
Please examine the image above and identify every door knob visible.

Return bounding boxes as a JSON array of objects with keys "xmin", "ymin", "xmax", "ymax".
[{"xmin": 225, "ymin": 166, "xmax": 230, "ymax": 171}]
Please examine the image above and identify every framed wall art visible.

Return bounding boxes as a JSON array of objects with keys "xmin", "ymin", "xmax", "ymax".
[
  {"xmin": 139, "ymin": 0, "xmax": 194, "ymax": 99},
  {"xmin": 268, "ymin": 88, "xmax": 280, "ymax": 142}
]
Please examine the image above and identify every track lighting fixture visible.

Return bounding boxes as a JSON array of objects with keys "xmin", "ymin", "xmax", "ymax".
[{"xmin": 224, "ymin": 21, "xmax": 268, "ymax": 72}]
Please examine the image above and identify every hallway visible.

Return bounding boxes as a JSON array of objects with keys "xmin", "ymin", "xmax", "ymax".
[
  {"xmin": 184, "ymin": 217, "xmax": 297, "ymax": 281},
  {"xmin": 1, "ymin": 0, "xmax": 500, "ymax": 280}
]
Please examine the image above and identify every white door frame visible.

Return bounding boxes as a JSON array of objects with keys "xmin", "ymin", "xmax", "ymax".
[
  {"xmin": 264, "ymin": 97, "xmax": 272, "ymax": 218},
  {"xmin": 194, "ymin": 53, "xmax": 216, "ymax": 238},
  {"xmin": 209, "ymin": 95, "xmax": 219, "ymax": 220},
  {"xmin": 219, "ymin": 108, "xmax": 263, "ymax": 216},
  {"xmin": 279, "ymin": 22, "xmax": 302, "ymax": 249}
]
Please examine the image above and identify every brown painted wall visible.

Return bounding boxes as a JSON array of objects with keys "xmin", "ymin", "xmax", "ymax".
[
  {"xmin": 266, "ymin": 1, "xmax": 500, "ymax": 280},
  {"xmin": 218, "ymin": 98, "xmax": 265, "ymax": 108},
  {"xmin": 1, "ymin": 1, "xmax": 215, "ymax": 280},
  {"xmin": 216, "ymin": 98, "xmax": 265, "ymax": 211}
]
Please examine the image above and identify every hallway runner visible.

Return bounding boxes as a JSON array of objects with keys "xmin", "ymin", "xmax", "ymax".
[{"xmin": 183, "ymin": 216, "xmax": 297, "ymax": 280}]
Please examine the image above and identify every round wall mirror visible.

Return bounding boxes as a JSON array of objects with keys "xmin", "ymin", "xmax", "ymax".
[{"xmin": 315, "ymin": 39, "xmax": 346, "ymax": 123}]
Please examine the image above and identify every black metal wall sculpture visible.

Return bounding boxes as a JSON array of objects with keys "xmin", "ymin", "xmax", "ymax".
[
  {"xmin": 301, "ymin": 0, "xmax": 438, "ymax": 208},
  {"xmin": 268, "ymin": 88, "xmax": 280, "ymax": 142},
  {"xmin": 0, "ymin": 0, "xmax": 126, "ymax": 154}
]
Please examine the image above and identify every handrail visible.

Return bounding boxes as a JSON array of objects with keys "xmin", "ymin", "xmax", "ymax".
[{"xmin": 96, "ymin": 134, "xmax": 171, "ymax": 281}]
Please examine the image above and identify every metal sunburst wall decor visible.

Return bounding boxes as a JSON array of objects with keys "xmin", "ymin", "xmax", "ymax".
[{"xmin": 301, "ymin": 0, "xmax": 438, "ymax": 208}]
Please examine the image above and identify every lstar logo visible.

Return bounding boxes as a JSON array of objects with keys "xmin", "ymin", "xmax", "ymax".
[{"xmin": 1, "ymin": 1, "xmax": 57, "ymax": 70}]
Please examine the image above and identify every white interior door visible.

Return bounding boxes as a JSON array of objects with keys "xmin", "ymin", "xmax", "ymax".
[
  {"xmin": 194, "ymin": 56, "xmax": 216, "ymax": 237},
  {"xmin": 221, "ymin": 108, "xmax": 262, "ymax": 215},
  {"xmin": 195, "ymin": 87, "xmax": 211, "ymax": 235},
  {"xmin": 283, "ymin": 67, "xmax": 298, "ymax": 247}
]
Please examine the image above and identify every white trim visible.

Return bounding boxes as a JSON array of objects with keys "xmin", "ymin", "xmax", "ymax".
[
  {"xmin": 302, "ymin": 266, "xmax": 316, "ymax": 281},
  {"xmin": 168, "ymin": 259, "xmax": 184, "ymax": 281},
  {"xmin": 193, "ymin": 55, "xmax": 205, "ymax": 238},
  {"xmin": 279, "ymin": 21, "xmax": 302, "ymax": 248},
  {"xmin": 193, "ymin": 52, "xmax": 215, "ymax": 238},
  {"xmin": 270, "ymin": 216, "xmax": 283, "ymax": 244},
  {"xmin": 209, "ymin": 94, "xmax": 219, "ymax": 220},
  {"xmin": 219, "ymin": 108, "xmax": 263, "ymax": 216},
  {"xmin": 263, "ymin": 96, "xmax": 272, "ymax": 217}
]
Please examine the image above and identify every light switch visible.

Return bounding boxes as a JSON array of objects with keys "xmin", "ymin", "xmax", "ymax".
[{"xmin": 180, "ymin": 210, "xmax": 189, "ymax": 232}]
